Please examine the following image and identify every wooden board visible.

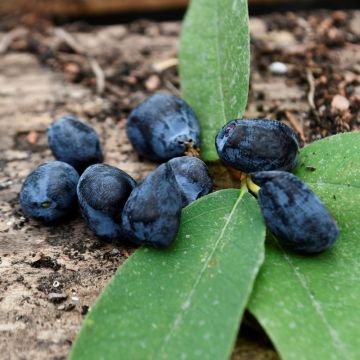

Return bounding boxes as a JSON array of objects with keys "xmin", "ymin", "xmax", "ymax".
[
  {"xmin": 0, "ymin": 0, "xmax": 306, "ymax": 16},
  {"xmin": 2, "ymin": 0, "xmax": 187, "ymax": 16}
]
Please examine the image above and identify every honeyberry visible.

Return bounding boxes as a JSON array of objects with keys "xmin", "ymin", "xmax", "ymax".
[
  {"xmin": 126, "ymin": 94, "xmax": 200, "ymax": 162},
  {"xmin": 216, "ymin": 119, "xmax": 299, "ymax": 173},
  {"xmin": 168, "ymin": 156, "xmax": 212, "ymax": 207},
  {"xmin": 48, "ymin": 115, "xmax": 103, "ymax": 174},
  {"xmin": 77, "ymin": 164, "xmax": 136, "ymax": 240},
  {"xmin": 122, "ymin": 163, "xmax": 182, "ymax": 248},
  {"xmin": 251, "ymin": 171, "xmax": 339, "ymax": 253},
  {"xmin": 20, "ymin": 161, "xmax": 79, "ymax": 223}
]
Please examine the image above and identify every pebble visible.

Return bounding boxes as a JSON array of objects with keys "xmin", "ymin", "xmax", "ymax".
[
  {"xmin": 331, "ymin": 95, "xmax": 350, "ymax": 111},
  {"xmin": 110, "ymin": 248, "xmax": 120, "ymax": 256},
  {"xmin": 145, "ymin": 75, "xmax": 160, "ymax": 91},
  {"xmin": 269, "ymin": 62, "xmax": 288, "ymax": 75}
]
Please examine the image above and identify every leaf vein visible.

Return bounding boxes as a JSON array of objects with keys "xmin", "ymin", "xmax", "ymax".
[
  {"xmin": 306, "ymin": 181, "xmax": 360, "ymax": 190},
  {"xmin": 180, "ymin": 206, "xmax": 230, "ymax": 227},
  {"xmin": 278, "ymin": 241, "xmax": 349, "ymax": 357},
  {"xmin": 158, "ymin": 188, "xmax": 246, "ymax": 357},
  {"xmin": 214, "ymin": 0, "xmax": 226, "ymax": 123}
]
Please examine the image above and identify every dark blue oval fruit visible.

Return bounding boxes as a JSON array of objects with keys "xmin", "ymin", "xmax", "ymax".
[
  {"xmin": 216, "ymin": 119, "xmax": 299, "ymax": 173},
  {"xmin": 122, "ymin": 163, "xmax": 182, "ymax": 248},
  {"xmin": 48, "ymin": 115, "xmax": 103, "ymax": 173},
  {"xmin": 168, "ymin": 156, "xmax": 212, "ymax": 207},
  {"xmin": 251, "ymin": 171, "xmax": 339, "ymax": 253},
  {"xmin": 77, "ymin": 164, "xmax": 136, "ymax": 240},
  {"xmin": 20, "ymin": 161, "xmax": 79, "ymax": 223},
  {"xmin": 126, "ymin": 94, "xmax": 200, "ymax": 162}
]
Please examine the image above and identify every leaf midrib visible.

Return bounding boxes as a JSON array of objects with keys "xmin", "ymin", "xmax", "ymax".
[
  {"xmin": 157, "ymin": 188, "xmax": 245, "ymax": 358},
  {"xmin": 272, "ymin": 178, "xmax": 358, "ymax": 357},
  {"xmin": 275, "ymin": 241, "xmax": 349, "ymax": 358},
  {"xmin": 305, "ymin": 181, "xmax": 360, "ymax": 190},
  {"xmin": 214, "ymin": 0, "xmax": 226, "ymax": 125}
]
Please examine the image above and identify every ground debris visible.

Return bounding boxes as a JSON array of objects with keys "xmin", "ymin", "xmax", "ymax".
[
  {"xmin": 48, "ymin": 292, "xmax": 67, "ymax": 303},
  {"xmin": 0, "ymin": 10, "xmax": 358, "ymax": 360},
  {"xmin": 31, "ymin": 254, "xmax": 61, "ymax": 271},
  {"xmin": 249, "ymin": 10, "xmax": 360, "ymax": 141}
]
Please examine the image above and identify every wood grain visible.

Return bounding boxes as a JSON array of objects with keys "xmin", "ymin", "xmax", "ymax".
[
  {"xmin": 0, "ymin": 0, "xmax": 303, "ymax": 16},
  {"xmin": 0, "ymin": 0, "xmax": 187, "ymax": 16}
]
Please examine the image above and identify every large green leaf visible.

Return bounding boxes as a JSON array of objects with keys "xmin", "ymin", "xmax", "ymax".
[
  {"xmin": 179, "ymin": 0, "xmax": 250, "ymax": 161},
  {"xmin": 71, "ymin": 189, "xmax": 266, "ymax": 360},
  {"xmin": 248, "ymin": 132, "xmax": 360, "ymax": 360}
]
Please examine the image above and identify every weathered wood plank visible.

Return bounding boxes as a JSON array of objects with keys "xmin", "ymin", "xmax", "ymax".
[{"xmin": 0, "ymin": 0, "xmax": 306, "ymax": 16}]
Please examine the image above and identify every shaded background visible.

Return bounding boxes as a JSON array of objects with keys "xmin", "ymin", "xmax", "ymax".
[{"xmin": 0, "ymin": 0, "xmax": 358, "ymax": 18}]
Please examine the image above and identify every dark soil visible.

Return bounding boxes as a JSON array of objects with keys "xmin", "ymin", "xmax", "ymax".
[{"xmin": 0, "ymin": 9, "xmax": 359, "ymax": 360}]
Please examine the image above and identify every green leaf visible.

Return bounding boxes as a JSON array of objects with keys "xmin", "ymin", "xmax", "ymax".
[
  {"xmin": 179, "ymin": 0, "xmax": 250, "ymax": 161},
  {"xmin": 70, "ymin": 189, "xmax": 265, "ymax": 360},
  {"xmin": 248, "ymin": 132, "xmax": 360, "ymax": 360}
]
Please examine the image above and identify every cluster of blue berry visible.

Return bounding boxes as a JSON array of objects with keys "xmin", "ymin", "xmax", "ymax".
[
  {"xmin": 20, "ymin": 93, "xmax": 339, "ymax": 252},
  {"xmin": 20, "ymin": 94, "xmax": 212, "ymax": 248},
  {"xmin": 216, "ymin": 119, "xmax": 339, "ymax": 253}
]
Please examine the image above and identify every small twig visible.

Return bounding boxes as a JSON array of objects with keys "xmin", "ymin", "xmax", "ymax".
[
  {"xmin": 164, "ymin": 80, "xmax": 181, "ymax": 96},
  {"xmin": 0, "ymin": 28, "xmax": 28, "ymax": 55},
  {"xmin": 151, "ymin": 58, "xmax": 178, "ymax": 73},
  {"xmin": 54, "ymin": 27, "xmax": 85, "ymax": 55},
  {"xmin": 306, "ymin": 68, "xmax": 321, "ymax": 125},
  {"xmin": 285, "ymin": 111, "xmax": 306, "ymax": 143},
  {"xmin": 105, "ymin": 82, "xmax": 125, "ymax": 97},
  {"xmin": 306, "ymin": 68, "xmax": 316, "ymax": 111},
  {"xmin": 89, "ymin": 58, "xmax": 105, "ymax": 95},
  {"xmin": 54, "ymin": 27, "xmax": 105, "ymax": 95}
]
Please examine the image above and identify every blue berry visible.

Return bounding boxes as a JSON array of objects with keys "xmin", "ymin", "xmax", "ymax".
[
  {"xmin": 216, "ymin": 119, "xmax": 299, "ymax": 173},
  {"xmin": 122, "ymin": 163, "xmax": 182, "ymax": 248},
  {"xmin": 126, "ymin": 94, "xmax": 200, "ymax": 162},
  {"xmin": 168, "ymin": 156, "xmax": 212, "ymax": 207},
  {"xmin": 20, "ymin": 161, "xmax": 79, "ymax": 223},
  {"xmin": 251, "ymin": 171, "xmax": 339, "ymax": 253},
  {"xmin": 48, "ymin": 116, "xmax": 103, "ymax": 173},
  {"xmin": 77, "ymin": 164, "xmax": 136, "ymax": 240}
]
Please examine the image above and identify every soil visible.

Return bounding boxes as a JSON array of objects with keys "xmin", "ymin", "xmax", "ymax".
[{"xmin": 0, "ymin": 9, "xmax": 359, "ymax": 360}]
